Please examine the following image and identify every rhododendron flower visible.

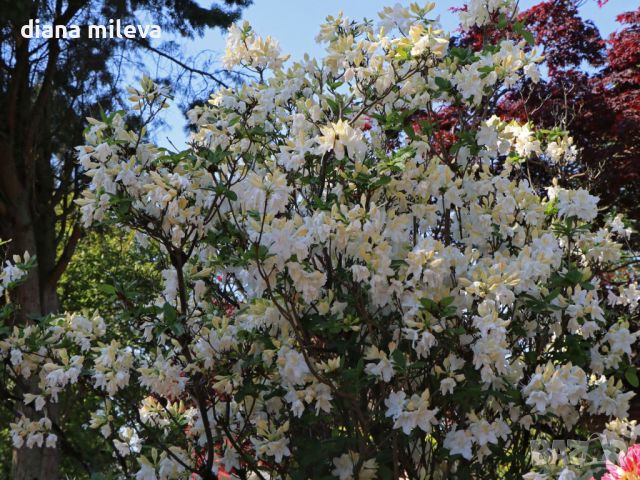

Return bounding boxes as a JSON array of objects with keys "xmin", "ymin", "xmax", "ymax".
[{"xmin": 602, "ymin": 444, "xmax": 640, "ymax": 480}]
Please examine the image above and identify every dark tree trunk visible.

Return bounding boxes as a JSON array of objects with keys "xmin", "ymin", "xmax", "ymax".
[
  {"xmin": 0, "ymin": 2, "xmax": 65, "ymax": 473},
  {"xmin": 0, "ymin": 143, "xmax": 62, "ymax": 479}
]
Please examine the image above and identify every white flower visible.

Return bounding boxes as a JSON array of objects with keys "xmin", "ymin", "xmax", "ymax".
[
  {"xmin": 26, "ymin": 433, "xmax": 43, "ymax": 448},
  {"xmin": 377, "ymin": 3, "xmax": 414, "ymax": 32},
  {"xmin": 385, "ymin": 391, "xmax": 406, "ymax": 420},
  {"xmin": 45, "ymin": 434, "xmax": 57, "ymax": 448},
  {"xmin": 220, "ymin": 446, "xmax": 241, "ymax": 473},
  {"xmin": 138, "ymin": 353, "xmax": 187, "ymax": 398},
  {"xmin": 10, "ymin": 349, "xmax": 23, "ymax": 366},
  {"xmin": 113, "ymin": 426, "xmax": 142, "ymax": 456},
  {"xmin": 469, "ymin": 419, "xmax": 498, "ymax": 447},
  {"xmin": 161, "ymin": 269, "xmax": 178, "ymax": 302},
  {"xmin": 332, "ymin": 452, "xmax": 356, "ymax": 480},
  {"xmin": 365, "ymin": 347, "xmax": 395, "ymax": 382},
  {"xmin": 251, "ymin": 424, "xmax": 291, "ymax": 463},
  {"xmin": 223, "ymin": 21, "xmax": 288, "ymax": 70},
  {"xmin": 440, "ymin": 377, "xmax": 457, "ymax": 395},
  {"xmin": 558, "ymin": 468, "xmax": 577, "ymax": 480},
  {"xmin": 608, "ymin": 214, "xmax": 632, "ymax": 239},
  {"xmin": 545, "ymin": 135, "xmax": 577, "ymax": 163},
  {"xmin": 524, "ymin": 63, "xmax": 540, "ymax": 83},
  {"xmin": 158, "ymin": 450, "xmax": 187, "ymax": 479},
  {"xmin": 547, "ymin": 187, "xmax": 599, "ymax": 222},
  {"xmin": 318, "ymin": 120, "xmax": 367, "ymax": 161},
  {"xmin": 351, "ymin": 264, "xmax": 370, "ymax": 283},
  {"xmin": 135, "ymin": 456, "xmax": 157, "ymax": 480},
  {"xmin": 522, "ymin": 363, "xmax": 588, "ymax": 418},
  {"xmin": 331, "ymin": 451, "xmax": 377, "ymax": 480},
  {"xmin": 409, "ymin": 24, "xmax": 449, "ymax": 58},
  {"xmin": 287, "ymin": 262, "xmax": 326, "ymax": 303},
  {"xmin": 234, "ymin": 168, "xmax": 292, "ymax": 215},
  {"xmin": 444, "ymin": 428, "xmax": 474, "ymax": 460},
  {"xmin": 278, "ymin": 348, "xmax": 310, "ymax": 385},
  {"xmin": 384, "ymin": 390, "xmax": 438, "ymax": 435},
  {"xmin": 460, "ymin": 0, "xmax": 517, "ymax": 29}
]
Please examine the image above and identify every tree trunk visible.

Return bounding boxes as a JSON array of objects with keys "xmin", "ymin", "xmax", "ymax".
[
  {"xmin": 1, "ymin": 151, "xmax": 61, "ymax": 480},
  {"xmin": 1, "ymin": 3, "xmax": 87, "ymax": 476}
]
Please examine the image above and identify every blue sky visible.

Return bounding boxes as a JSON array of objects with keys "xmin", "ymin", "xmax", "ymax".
[{"xmin": 153, "ymin": 0, "xmax": 631, "ymax": 149}]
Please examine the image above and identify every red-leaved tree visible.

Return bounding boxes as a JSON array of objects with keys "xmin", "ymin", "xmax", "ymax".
[{"xmin": 498, "ymin": 0, "xmax": 640, "ymax": 218}]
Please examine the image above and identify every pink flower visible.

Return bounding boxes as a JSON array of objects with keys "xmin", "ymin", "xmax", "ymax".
[{"xmin": 601, "ymin": 444, "xmax": 640, "ymax": 480}]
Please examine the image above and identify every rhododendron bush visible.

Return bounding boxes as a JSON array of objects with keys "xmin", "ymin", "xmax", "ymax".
[{"xmin": 1, "ymin": 1, "xmax": 640, "ymax": 479}]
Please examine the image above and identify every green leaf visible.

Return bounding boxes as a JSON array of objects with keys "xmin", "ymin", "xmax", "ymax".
[
  {"xmin": 163, "ymin": 302, "xmax": 177, "ymax": 324},
  {"xmin": 215, "ymin": 184, "xmax": 238, "ymax": 201},
  {"xmin": 373, "ymin": 175, "xmax": 392, "ymax": 188},
  {"xmin": 325, "ymin": 97, "xmax": 340, "ymax": 115},
  {"xmin": 581, "ymin": 282, "xmax": 595, "ymax": 291},
  {"xmin": 420, "ymin": 297, "xmax": 438, "ymax": 312},
  {"xmin": 434, "ymin": 76, "xmax": 452, "ymax": 91},
  {"xmin": 513, "ymin": 21, "xmax": 524, "ymax": 35},
  {"xmin": 391, "ymin": 349, "xmax": 407, "ymax": 371},
  {"xmin": 565, "ymin": 269, "xmax": 583, "ymax": 286},
  {"xmin": 395, "ymin": 47, "xmax": 411, "ymax": 61},
  {"xmin": 96, "ymin": 284, "xmax": 117, "ymax": 295},
  {"xmin": 522, "ymin": 29, "xmax": 535, "ymax": 46},
  {"xmin": 626, "ymin": 367, "xmax": 639, "ymax": 388},
  {"xmin": 0, "ymin": 320, "xmax": 10, "ymax": 337},
  {"xmin": 497, "ymin": 14, "xmax": 508, "ymax": 30},
  {"xmin": 439, "ymin": 296, "xmax": 455, "ymax": 308}
]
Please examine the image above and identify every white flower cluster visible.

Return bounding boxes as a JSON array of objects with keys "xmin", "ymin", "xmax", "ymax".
[
  {"xmin": 547, "ymin": 185, "xmax": 600, "ymax": 222},
  {"xmin": 385, "ymin": 390, "xmax": 438, "ymax": 435},
  {"xmin": 0, "ymin": 251, "xmax": 30, "ymax": 297},
  {"xmin": 459, "ymin": 0, "xmax": 517, "ymax": 29},
  {"xmin": 10, "ymin": 416, "xmax": 57, "ymax": 449},
  {"xmin": 223, "ymin": 21, "xmax": 289, "ymax": 71},
  {"xmin": 523, "ymin": 362, "xmax": 588, "ymax": 426}
]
